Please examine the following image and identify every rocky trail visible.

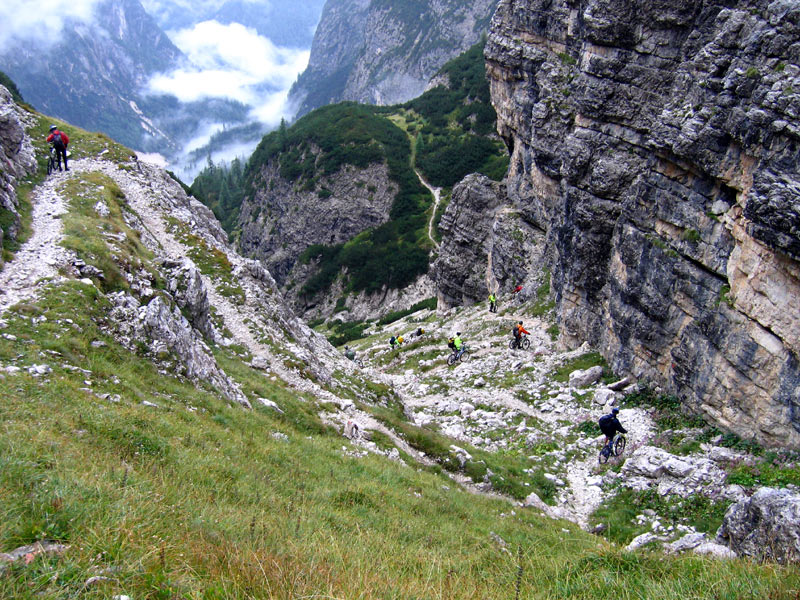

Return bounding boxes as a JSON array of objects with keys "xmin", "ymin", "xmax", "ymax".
[
  {"xmin": 0, "ymin": 169, "xmax": 73, "ymax": 314},
  {"xmin": 335, "ymin": 299, "xmax": 793, "ymax": 558}
]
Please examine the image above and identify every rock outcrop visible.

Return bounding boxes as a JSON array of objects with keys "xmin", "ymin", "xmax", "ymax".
[
  {"xmin": 239, "ymin": 159, "xmax": 397, "ymax": 288},
  {"xmin": 716, "ymin": 487, "xmax": 800, "ymax": 563},
  {"xmin": 0, "ymin": 84, "xmax": 36, "ymax": 266},
  {"xmin": 290, "ymin": 0, "xmax": 500, "ymax": 116},
  {"xmin": 480, "ymin": 0, "xmax": 800, "ymax": 447},
  {"xmin": 433, "ymin": 174, "xmax": 544, "ymax": 306}
]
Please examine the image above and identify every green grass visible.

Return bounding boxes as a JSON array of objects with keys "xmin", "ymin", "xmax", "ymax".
[
  {"xmin": 590, "ymin": 487, "xmax": 731, "ymax": 547},
  {"xmin": 551, "ymin": 352, "xmax": 609, "ymax": 383},
  {"xmin": 60, "ymin": 172, "xmax": 162, "ymax": 293}
]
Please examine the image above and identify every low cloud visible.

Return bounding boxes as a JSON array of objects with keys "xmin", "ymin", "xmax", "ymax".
[
  {"xmin": 0, "ymin": 0, "xmax": 101, "ymax": 52},
  {"xmin": 147, "ymin": 20, "xmax": 309, "ymax": 126}
]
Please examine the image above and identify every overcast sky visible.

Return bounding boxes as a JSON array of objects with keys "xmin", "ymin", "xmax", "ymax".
[
  {"xmin": 0, "ymin": 0, "xmax": 100, "ymax": 51},
  {"xmin": 147, "ymin": 20, "xmax": 310, "ymax": 128}
]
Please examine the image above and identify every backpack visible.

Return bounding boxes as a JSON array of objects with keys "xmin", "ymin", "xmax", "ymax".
[
  {"xmin": 447, "ymin": 338, "xmax": 455, "ymax": 350},
  {"xmin": 389, "ymin": 336, "xmax": 396, "ymax": 347},
  {"xmin": 598, "ymin": 414, "xmax": 614, "ymax": 429},
  {"xmin": 52, "ymin": 133, "xmax": 65, "ymax": 149}
]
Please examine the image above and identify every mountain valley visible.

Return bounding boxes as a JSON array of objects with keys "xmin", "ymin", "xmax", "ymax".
[{"xmin": 1, "ymin": 0, "xmax": 800, "ymax": 596}]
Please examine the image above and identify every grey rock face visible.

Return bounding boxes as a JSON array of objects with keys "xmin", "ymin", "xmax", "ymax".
[
  {"xmin": 0, "ymin": 84, "xmax": 36, "ymax": 265},
  {"xmin": 485, "ymin": 0, "xmax": 800, "ymax": 447},
  {"xmin": 239, "ymin": 159, "xmax": 396, "ymax": 289},
  {"xmin": 290, "ymin": 0, "xmax": 500, "ymax": 116},
  {"xmin": 716, "ymin": 487, "xmax": 800, "ymax": 563},
  {"xmin": 433, "ymin": 174, "xmax": 544, "ymax": 307},
  {"xmin": 0, "ymin": 0, "xmax": 184, "ymax": 153},
  {"xmin": 107, "ymin": 293, "xmax": 250, "ymax": 407}
]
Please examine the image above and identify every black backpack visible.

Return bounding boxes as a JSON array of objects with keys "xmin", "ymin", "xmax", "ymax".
[
  {"xmin": 598, "ymin": 414, "xmax": 614, "ymax": 429},
  {"xmin": 52, "ymin": 133, "xmax": 65, "ymax": 150}
]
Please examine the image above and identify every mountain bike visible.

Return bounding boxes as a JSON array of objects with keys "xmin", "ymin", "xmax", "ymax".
[
  {"xmin": 447, "ymin": 344, "xmax": 470, "ymax": 366},
  {"xmin": 46, "ymin": 145, "xmax": 58, "ymax": 175},
  {"xmin": 509, "ymin": 334, "xmax": 530, "ymax": 350},
  {"xmin": 598, "ymin": 433, "xmax": 626, "ymax": 464}
]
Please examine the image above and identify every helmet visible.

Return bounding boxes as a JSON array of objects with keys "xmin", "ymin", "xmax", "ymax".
[
  {"xmin": 611, "ymin": 407, "xmax": 620, "ymax": 414},
  {"xmin": 49, "ymin": 125, "xmax": 57, "ymax": 131},
  {"xmin": 518, "ymin": 321, "xmax": 523, "ymax": 325},
  {"xmin": 456, "ymin": 332, "xmax": 461, "ymax": 336}
]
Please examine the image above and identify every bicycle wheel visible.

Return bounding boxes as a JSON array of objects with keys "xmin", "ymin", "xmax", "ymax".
[
  {"xmin": 508, "ymin": 339, "xmax": 516, "ymax": 350},
  {"xmin": 459, "ymin": 350, "xmax": 470, "ymax": 363},
  {"xmin": 598, "ymin": 446, "xmax": 610, "ymax": 464},
  {"xmin": 614, "ymin": 435, "xmax": 626, "ymax": 457},
  {"xmin": 447, "ymin": 353, "xmax": 456, "ymax": 366},
  {"xmin": 47, "ymin": 156, "xmax": 54, "ymax": 175},
  {"xmin": 521, "ymin": 337, "xmax": 531, "ymax": 350},
  {"xmin": 355, "ymin": 358, "xmax": 364, "ymax": 368}
]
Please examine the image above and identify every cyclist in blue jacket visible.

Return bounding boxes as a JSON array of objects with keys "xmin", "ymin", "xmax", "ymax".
[{"xmin": 599, "ymin": 407, "xmax": 626, "ymax": 447}]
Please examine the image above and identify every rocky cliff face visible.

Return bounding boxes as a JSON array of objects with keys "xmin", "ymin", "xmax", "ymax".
[
  {"xmin": 433, "ymin": 173, "xmax": 545, "ymax": 306},
  {"xmin": 473, "ymin": 0, "xmax": 800, "ymax": 447},
  {"xmin": 290, "ymin": 0, "xmax": 500, "ymax": 116},
  {"xmin": 0, "ymin": 84, "xmax": 36, "ymax": 267},
  {"xmin": 239, "ymin": 157, "xmax": 397, "ymax": 288}
]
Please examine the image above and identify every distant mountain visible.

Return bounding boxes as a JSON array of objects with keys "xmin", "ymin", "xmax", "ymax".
[
  {"xmin": 0, "ymin": 0, "xmax": 187, "ymax": 152},
  {"xmin": 289, "ymin": 0, "xmax": 499, "ymax": 117}
]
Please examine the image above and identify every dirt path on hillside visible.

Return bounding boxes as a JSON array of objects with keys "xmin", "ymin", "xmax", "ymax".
[
  {"xmin": 0, "ymin": 169, "xmax": 74, "ymax": 315},
  {"xmin": 416, "ymin": 170, "xmax": 442, "ymax": 249}
]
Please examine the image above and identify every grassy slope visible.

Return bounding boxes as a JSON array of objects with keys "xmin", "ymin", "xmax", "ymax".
[
  {"xmin": 0, "ymin": 112, "xmax": 797, "ymax": 598},
  {"xmin": 1, "ymin": 289, "xmax": 797, "ymax": 599}
]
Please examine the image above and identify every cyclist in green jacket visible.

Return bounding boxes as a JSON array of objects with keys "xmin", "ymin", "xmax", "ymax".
[{"xmin": 488, "ymin": 292, "xmax": 497, "ymax": 313}]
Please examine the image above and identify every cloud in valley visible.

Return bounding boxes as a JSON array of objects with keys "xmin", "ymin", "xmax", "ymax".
[
  {"xmin": 147, "ymin": 20, "xmax": 309, "ymax": 126},
  {"xmin": 0, "ymin": 0, "xmax": 101, "ymax": 52}
]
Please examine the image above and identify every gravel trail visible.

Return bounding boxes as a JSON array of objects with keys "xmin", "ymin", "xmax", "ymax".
[{"xmin": 0, "ymin": 169, "xmax": 74, "ymax": 314}]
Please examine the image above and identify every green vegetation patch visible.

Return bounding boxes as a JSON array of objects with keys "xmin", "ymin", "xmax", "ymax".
[
  {"xmin": 59, "ymin": 172, "xmax": 161, "ymax": 293},
  {"xmin": 551, "ymin": 352, "xmax": 609, "ymax": 383},
  {"xmin": 622, "ymin": 388, "xmax": 707, "ymax": 432},
  {"xmin": 591, "ymin": 487, "xmax": 730, "ymax": 546},
  {"xmin": 378, "ymin": 297, "xmax": 437, "ymax": 325}
]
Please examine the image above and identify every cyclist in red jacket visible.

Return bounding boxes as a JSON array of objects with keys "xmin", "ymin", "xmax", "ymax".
[{"xmin": 46, "ymin": 125, "xmax": 70, "ymax": 171}]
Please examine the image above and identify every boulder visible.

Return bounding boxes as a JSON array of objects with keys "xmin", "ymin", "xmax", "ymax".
[
  {"xmin": 569, "ymin": 366, "xmax": 603, "ymax": 388},
  {"xmin": 664, "ymin": 532, "xmax": 707, "ymax": 554},
  {"xmin": 716, "ymin": 487, "xmax": 800, "ymax": 563},
  {"xmin": 593, "ymin": 388, "xmax": 616, "ymax": 406}
]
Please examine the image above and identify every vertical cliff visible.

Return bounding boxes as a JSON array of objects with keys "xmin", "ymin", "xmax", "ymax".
[
  {"xmin": 0, "ymin": 84, "xmax": 36, "ymax": 267},
  {"xmin": 483, "ymin": 0, "xmax": 800, "ymax": 447}
]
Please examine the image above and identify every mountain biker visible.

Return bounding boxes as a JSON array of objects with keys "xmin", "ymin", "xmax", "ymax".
[
  {"xmin": 389, "ymin": 335, "xmax": 397, "ymax": 349},
  {"xmin": 46, "ymin": 125, "xmax": 70, "ymax": 171},
  {"xmin": 344, "ymin": 345, "xmax": 356, "ymax": 361},
  {"xmin": 599, "ymin": 407, "xmax": 627, "ymax": 448},
  {"xmin": 512, "ymin": 321, "xmax": 529, "ymax": 348},
  {"xmin": 452, "ymin": 332, "xmax": 464, "ymax": 358},
  {"xmin": 488, "ymin": 292, "xmax": 497, "ymax": 313}
]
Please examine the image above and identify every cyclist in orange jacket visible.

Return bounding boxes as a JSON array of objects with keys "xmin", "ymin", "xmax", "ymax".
[{"xmin": 512, "ymin": 321, "xmax": 529, "ymax": 348}]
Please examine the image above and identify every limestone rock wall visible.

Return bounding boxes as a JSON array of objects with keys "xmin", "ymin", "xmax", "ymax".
[
  {"xmin": 0, "ymin": 84, "xmax": 36, "ymax": 266},
  {"xmin": 484, "ymin": 0, "xmax": 800, "ymax": 447},
  {"xmin": 433, "ymin": 174, "xmax": 545, "ymax": 307},
  {"xmin": 290, "ymin": 0, "xmax": 500, "ymax": 116},
  {"xmin": 238, "ymin": 155, "xmax": 396, "ymax": 299}
]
